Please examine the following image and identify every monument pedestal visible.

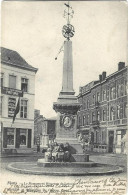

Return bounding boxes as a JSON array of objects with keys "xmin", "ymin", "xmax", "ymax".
[{"xmin": 53, "ymin": 40, "xmax": 84, "ymax": 161}]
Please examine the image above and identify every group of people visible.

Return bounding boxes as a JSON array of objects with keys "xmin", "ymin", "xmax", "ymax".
[{"xmin": 45, "ymin": 142, "xmax": 71, "ymax": 162}]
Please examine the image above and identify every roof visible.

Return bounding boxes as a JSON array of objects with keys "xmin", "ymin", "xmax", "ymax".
[
  {"xmin": 1, "ymin": 47, "xmax": 38, "ymax": 73},
  {"xmin": 78, "ymin": 65, "xmax": 127, "ymax": 97}
]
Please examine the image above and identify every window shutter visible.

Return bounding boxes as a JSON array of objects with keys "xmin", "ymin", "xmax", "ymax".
[
  {"xmin": 9, "ymin": 75, "xmax": 16, "ymax": 89},
  {"xmin": 15, "ymin": 128, "xmax": 20, "ymax": 148},
  {"xmin": 3, "ymin": 128, "xmax": 7, "ymax": 148},
  {"xmin": 28, "ymin": 129, "xmax": 32, "ymax": 148}
]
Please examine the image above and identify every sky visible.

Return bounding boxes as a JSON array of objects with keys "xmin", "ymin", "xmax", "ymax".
[{"xmin": 1, "ymin": 1, "xmax": 128, "ymax": 118}]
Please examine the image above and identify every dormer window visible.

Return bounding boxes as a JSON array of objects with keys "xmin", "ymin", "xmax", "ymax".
[{"xmin": 21, "ymin": 78, "xmax": 28, "ymax": 92}]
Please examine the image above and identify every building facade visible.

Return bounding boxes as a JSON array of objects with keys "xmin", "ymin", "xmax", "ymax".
[
  {"xmin": 1, "ymin": 47, "xmax": 38, "ymax": 153},
  {"xmin": 77, "ymin": 62, "xmax": 127, "ymax": 154},
  {"xmin": 34, "ymin": 110, "xmax": 56, "ymax": 149}
]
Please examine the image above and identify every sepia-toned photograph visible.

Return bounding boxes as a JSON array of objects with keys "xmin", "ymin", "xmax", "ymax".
[{"xmin": 0, "ymin": 0, "xmax": 127, "ymax": 194}]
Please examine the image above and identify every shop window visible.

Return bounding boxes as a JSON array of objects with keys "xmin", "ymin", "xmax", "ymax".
[
  {"xmin": 9, "ymin": 75, "xmax": 16, "ymax": 89},
  {"xmin": 7, "ymin": 129, "xmax": 14, "ymax": 145},
  {"xmin": 20, "ymin": 100, "xmax": 27, "ymax": 118},
  {"xmin": 21, "ymin": 78, "xmax": 28, "ymax": 92},
  {"xmin": 20, "ymin": 129, "xmax": 27, "ymax": 145}
]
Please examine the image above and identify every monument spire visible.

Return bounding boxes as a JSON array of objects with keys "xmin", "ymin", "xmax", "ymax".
[
  {"xmin": 60, "ymin": 1, "xmax": 75, "ymax": 97},
  {"xmin": 53, "ymin": 2, "xmax": 81, "ymax": 153}
]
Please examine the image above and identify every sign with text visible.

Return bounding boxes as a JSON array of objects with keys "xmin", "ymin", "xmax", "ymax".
[
  {"xmin": 1, "ymin": 87, "xmax": 23, "ymax": 97},
  {"xmin": 8, "ymin": 98, "xmax": 16, "ymax": 117}
]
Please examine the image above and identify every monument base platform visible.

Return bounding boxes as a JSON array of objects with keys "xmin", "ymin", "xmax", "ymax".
[{"xmin": 37, "ymin": 158, "xmax": 96, "ymax": 167}]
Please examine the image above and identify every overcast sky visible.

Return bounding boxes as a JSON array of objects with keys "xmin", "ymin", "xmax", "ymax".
[{"xmin": 1, "ymin": 1, "xmax": 128, "ymax": 118}]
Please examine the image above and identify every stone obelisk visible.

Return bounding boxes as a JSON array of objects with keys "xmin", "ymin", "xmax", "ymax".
[{"xmin": 53, "ymin": 2, "xmax": 82, "ymax": 154}]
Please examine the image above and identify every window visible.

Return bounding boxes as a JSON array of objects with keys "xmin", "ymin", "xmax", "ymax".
[
  {"xmin": 83, "ymin": 116, "xmax": 85, "ymax": 126},
  {"xmin": 95, "ymin": 131, "xmax": 99, "ymax": 143},
  {"xmin": 117, "ymin": 105, "xmax": 120, "ymax": 119},
  {"xmin": 103, "ymin": 110, "xmax": 106, "ymax": 121},
  {"xmin": 124, "ymin": 103, "xmax": 127, "ymax": 118},
  {"xmin": 92, "ymin": 94, "xmax": 95, "ymax": 104},
  {"xmin": 110, "ymin": 107, "xmax": 115, "ymax": 121},
  {"xmin": 20, "ymin": 100, "xmax": 27, "ymax": 118},
  {"xmin": 124, "ymin": 80, "xmax": 127, "ymax": 95},
  {"xmin": 102, "ymin": 90, "xmax": 106, "ymax": 101},
  {"xmin": 9, "ymin": 75, "xmax": 16, "ymax": 89},
  {"xmin": 97, "ymin": 111, "xmax": 100, "ymax": 121},
  {"xmin": 0, "ymin": 96, "xmax": 2, "ymax": 116},
  {"xmin": 20, "ymin": 129, "xmax": 27, "ymax": 145},
  {"xmin": 110, "ymin": 87, "xmax": 115, "ymax": 100},
  {"xmin": 21, "ymin": 78, "xmax": 28, "ymax": 92},
  {"xmin": 87, "ymin": 114, "xmax": 89, "ymax": 125},
  {"xmin": 97, "ymin": 92, "xmax": 100, "ymax": 102},
  {"xmin": 7, "ymin": 129, "xmax": 14, "ymax": 145},
  {"xmin": 87, "ymin": 100, "xmax": 90, "ymax": 109},
  {"xmin": 120, "ymin": 84, "xmax": 124, "ymax": 96},
  {"xmin": 0, "ymin": 73, "xmax": 4, "ymax": 87},
  {"xmin": 92, "ymin": 112, "xmax": 95, "ymax": 122},
  {"xmin": 102, "ymin": 130, "xmax": 106, "ymax": 144},
  {"xmin": 117, "ymin": 84, "xmax": 121, "ymax": 97}
]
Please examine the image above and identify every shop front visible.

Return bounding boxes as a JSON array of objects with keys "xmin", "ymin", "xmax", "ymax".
[
  {"xmin": 115, "ymin": 129, "xmax": 126, "ymax": 154},
  {"xmin": 3, "ymin": 127, "xmax": 32, "ymax": 152}
]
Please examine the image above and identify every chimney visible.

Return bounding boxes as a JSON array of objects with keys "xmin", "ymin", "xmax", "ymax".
[
  {"xmin": 102, "ymin": 71, "xmax": 106, "ymax": 80},
  {"xmin": 118, "ymin": 62, "xmax": 125, "ymax": 71},
  {"xmin": 99, "ymin": 74, "xmax": 102, "ymax": 82}
]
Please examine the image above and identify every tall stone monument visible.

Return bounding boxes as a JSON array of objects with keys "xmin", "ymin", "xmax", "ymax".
[{"xmin": 53, "ymin": 2, "xmax": 82, "ymax": 154}]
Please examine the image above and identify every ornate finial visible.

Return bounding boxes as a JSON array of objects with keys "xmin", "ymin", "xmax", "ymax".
[{"xmin": 62, "ymin": 1, "xmax": 75, "ymax": 40}]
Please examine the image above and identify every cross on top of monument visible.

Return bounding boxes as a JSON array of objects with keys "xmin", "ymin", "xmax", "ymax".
[{"xmin": 62, "ymin": 1, "xmax": 75, "ymax": 40}]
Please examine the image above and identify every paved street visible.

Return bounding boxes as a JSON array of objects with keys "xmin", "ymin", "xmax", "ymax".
[{"xmin": 0, "ymin": 153, "xmax": 127, "ymax": 195}]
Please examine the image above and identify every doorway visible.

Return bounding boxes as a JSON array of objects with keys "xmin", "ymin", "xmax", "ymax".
[{"xmin": 108, "ymin": 131, "xmax": 114, "ymax": 153}]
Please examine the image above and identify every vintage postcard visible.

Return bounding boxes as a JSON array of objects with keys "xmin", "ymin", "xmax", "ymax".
[{"xmin": 0, "ymin": 0, "xmax": 128, "ymax": 195}]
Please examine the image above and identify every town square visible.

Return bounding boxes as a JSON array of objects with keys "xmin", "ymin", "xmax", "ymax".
[{"xmin": 0, "ymin": 1, "xmax": 127, "ymax": 194}]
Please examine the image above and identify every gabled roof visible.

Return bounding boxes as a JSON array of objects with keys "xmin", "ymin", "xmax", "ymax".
[{"xmin": 1, "ymin": 47, "xmax": 38, "ymax": 73}]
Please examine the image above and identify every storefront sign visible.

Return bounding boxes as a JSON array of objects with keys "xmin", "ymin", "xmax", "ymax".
[
  {"xmin": 8, "ymin": 98, "xmax": 16, "ymax": 117},
  {"xmin": 1, "ymin": 86, "xmax": 23, "ymax": 97}
]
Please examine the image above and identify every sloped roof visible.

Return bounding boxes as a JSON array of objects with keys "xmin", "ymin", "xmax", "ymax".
[{"xmin": 1, "ymin": 47, "xmax": 38, "ymax": 73}]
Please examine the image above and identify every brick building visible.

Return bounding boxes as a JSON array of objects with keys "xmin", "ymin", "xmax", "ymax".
[
  {"xmin": 1, "ymin": 47, "xmax": 38, "ymax": 153},
  {"xmin": 77, "ymin": 62, "xmax": 127, "ymax": 154}
]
